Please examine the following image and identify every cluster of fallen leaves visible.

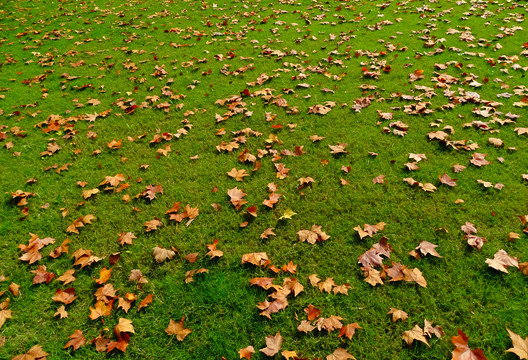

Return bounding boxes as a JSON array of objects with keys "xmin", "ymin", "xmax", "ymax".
[{"xmin": 1, "ymin": 0, "xmax": 528, "ymax": 359}]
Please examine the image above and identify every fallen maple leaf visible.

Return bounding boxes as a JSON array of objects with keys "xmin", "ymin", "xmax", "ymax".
[
  {"xmin": 485, "ymin": 249, "xmax": 519, "ymax": 273},
  {"xmin": 94, "ymin": 267, "xmax": 112, "ymax": 285},
  {"xmin": 413, "ymin": 241, "xmax": 442, "ymax": 258},
  {"xmin": 372, "ymin": 174, "xmax": 386, "ymax": 184},
  {"xmin": 279, "ymin": 209, "xmax": 297, "ymax": 220},
  {"xmin": 227, "ymin": 168, "xmax": 249, "ymax": 181},
  {"xmin": 227, "ymin": 187, "xmax": 248, "ymax": 210},
  {"xmin": 364, "ymin": 267, "xmax": 383, "ymax": 286},
  {"xmin": 329, "ymin": 143, "xmax": 348, "ymax": 155},
  {"xmin": 451, "ymin": 329, "xmax": 487, "ymax": 360},
  {"xmin": 0, "ymin": 309, "xmax": 12, "ymax": 329},
  {"xmin": 327, "ymin": 348, "xmax": 356, "ymax": 360},
  {"xmin": 152, "ymin": 246, "xmax": 176, "ymax": 263},
  {"xmin": 54, "ymin": 305, "xmax": 68, "ymax": 319},
  {"xmin": 31, "ymin": 265, "xmax": 55, "ymax": 284},
  {"xmin": 137, "ymin": 294, "xmax": 153, "ymax": 312},
  {"xmin": 107, "ymin": 139, "xmax": 122, "ymax": 149},
  {"xmin": 117, "ymin": 232, "xmax": 136, "ymax": 246},
  {"xmin": 52, "ymin": 288, "xmax": 77, "ymax": 304},
  {"xmin": 144, "ymin": 218, "xmax": 163, "ymax": 232},
  {"xmin": 315, "ymin": 315, "xmax": 344, "ymax": 332},
  {"xmin": 403, "ymin": 267, "xmax": 427, "ymax": 287},
  {"xmin": 260, "ymin": 228, "xmax": 276, "ymax": 239},
  {"xmin": 439, "ymin": 173, "xmax": 457, "ymax": 187},
  {"xmin": 403, "ymin": 325, "xmax": 430, "ymax": 347},
  {"xmin": 388, "ymin": 308, "xmax": 408, "ymax": 322},
  {"xmin": 339, "ymin": 323, "xmax": 361, "ymax": 340},
  {"xmin": 64, "ymin": 329, "xmax": 87, "ymax": 351},
  {"xmin": 12, "ymin": 345, "xmax": 48, "ymax": 360},
  {"xmin": 241, "ymin": 252, "xmax": 270, "ymax": 267},
  {"xmin": 304, "ymin": 304, "xmax": 321, "ymax": 320},
  {"xmin": 282, "ymin": 350, "xmax": 298, "ymax": 360},
  {"xmin": 107, "ymin": 318, "xmax": 134, "ymax": 353},
  {"xmin": 506, "ymin": 328, "xmax": 528, "ymax": 359},
  {"xmin": 165, "ymin": 316, "xmax": 192, "ymax": 341},
  {"xmin": 260, "ymin": 332, "xmax": 283, "ymax": 357},
  {"xmin": 298, "ymin": 320, "xmax": 316, "ymax": 333},
  {"xmin": 470, "ymin": 153, "xmax": 491, "ymax": 167},
  {"xmin": 297, "ymin": 225, "xmax": 330, "ymax": 244},
  {"xmin": 424, "ymin": 319, "xmax": 444, "ymax": 339},
  {"xmin": 57, "ymin": 269, "xmax": 76, "ymax": 285},
  {"xmin": 239, "ymin": 346, "xmax": 255, "ymax": 359}
]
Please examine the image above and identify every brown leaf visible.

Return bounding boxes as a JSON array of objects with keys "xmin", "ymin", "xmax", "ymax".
[
  {"xmin": 364, "ymin": 267, "xmax": 383, "ymax": 286},
  {"xmin": 403, "ymin": 268, "xmax": 427, "ymax": 288},
  {"xmin": 388, "ymin": 308, "xmax": 408, "ymax": 322},
  {"xmin": 52, "ymin": 288, "xmax": 77, "ymax": 305},
  {"xmin": 165, "ymin": 316, "xmax": 192, "ymax": 341},
  {"xmin": 54, "ymin": 305, "xmax": 68, "ymax": 319},
  {"xmin": 298, "ymin": 320, "xmax": 316, "ymax": 333},
  {"xmin": 424, "ymin": 319, "xmax": 444, "ymax": 339},
  {"xmin": 31, "ymin": 265, "xmax": 55, "ymax": 285},
  {"xmin": 315, "ymin": 315, "xmax": 343, "ymax": 332},
  {"xmin": 152, "ymin": 246, "xmax": 175, "ymax": 263},
  {"xmin": 129, "ymin": 269, "xmax": 147, "ymax": 284},
  {"xmin": 12, "ymin": 345, "xmax": 48, "ymax": 360},
  {"xmin": 57, "ymin": 270, "xmax": 76, "ymax": 285},
  {"xmin": 117, "ymin": 232, "xmax": 136, "ymax": 246},
  {"xmin": 470, "ymin": 153, "xmax": 491, "ymax": 167},
  {"xmin": 239, "ymin": 346, "xmax": 255, "ymax": 359},
  {"xmin": 0, "ymin": 309, "xmax": 12, "ymax": 329},
  {"xmin": 137, "ymin": 294, "xmax": 153, "ymax": 311},
  {"xmin": 227, "ymin": 187, "xmax": 248, "ymax": 210},
  {"xmin": 143, "ymin": 218, "xmax": 163, "ymax": 232},
  {"xmin": 402, "ymin": 325, "xmax": 430, "ymax": 347},
  {"xmin": 327, "ymin": 348, "xmax": 356, "ymax": 360},
  {"xmin": 8, "ymin": 283, "xmax": 20, "ymax": 296},
  {"xmin": 485, "ymin": 249, "xmax": 519, "ymax": 273},
  {"xmin": 451, "ymin": 329, "xmax": 487, "ymax": 360},
  {"xmin": 461, "ymin": 222, "xmax": 478, "ymax": 235},
  {"xmin": 304, "ymin": 304, "xmax": 321, "ymax": 321},
  {"xmin": 81, "ymin": 188, "xmax": 99, "ymax": 199},
  {"xmin": 206, "ymin": 239, "xmax": 223, "ymax": 259},
  {"xmin": 297, "ymin": 225, "xmax": 330, "ymax": 244},
  {"xmin": 260, "ymin": 228, "xmax": 276, "ymax": 239},
  {"xmin": 318, "ymin": 277, "xmax": 336, "ymax": 293},
  {"xmin": 64, "ymin": 329, "xmax": 87, "ymax": 351},
  {"xmin": 339, "ymin": 323, "xmax": 361, "ymax": 340},
  {"xmin": 260, "ymin": 332, "xmax": 283, "ymax": 357},
  {"xmin": 227, "ymin": 168, "xmax": 249, "ymax": 181},
  {"xmin": 282, "ymin": 350, "xmax": 298, "ymax": 360},
  {"xmin": 415, "ymin": 241, "xmax": 442, "ymax": 258},
  {"xmin": 506, "ymin": 328, "xmax": 528, "ymax": 359},
  {"xmin": 372, "ymin": 174, "xmax": 386, "ymax": 184},
  {"xmin": 439, "ymin": 173, "xmax": 457, "ymax": 187},
  {"xmin": 329, "ymin": 143, "xmax": 348, "ymax": 155}
]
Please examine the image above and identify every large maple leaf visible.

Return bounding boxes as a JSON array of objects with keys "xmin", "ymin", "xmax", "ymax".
[{"xmin": 451, "ymin": 329, "xmax": 487, "ymax": 360}]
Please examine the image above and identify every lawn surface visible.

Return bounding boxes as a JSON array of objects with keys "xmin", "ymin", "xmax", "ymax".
[{"xmin": 1, "ymin": 0, "xmax": 528, "ymax": 359}]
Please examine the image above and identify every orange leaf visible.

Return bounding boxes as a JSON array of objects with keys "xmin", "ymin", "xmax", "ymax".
[
  {"xmin": 64, "ymin": 329, "xmax": 87, "ymax": 351},
  {"xmin": 137, "ymin": 294, "xmax": 153, "ymax": 312},
  {"xmin": 451, "ymin": 329, "xmax": 487, "ymax": 360}
]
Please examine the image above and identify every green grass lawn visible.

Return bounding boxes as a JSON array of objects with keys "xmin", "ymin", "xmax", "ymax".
[{"xmin": 1, "ymin": 0, "xmax": 528, "ymax": 358}]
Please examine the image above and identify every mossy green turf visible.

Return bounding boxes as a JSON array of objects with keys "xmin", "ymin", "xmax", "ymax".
[{"xmin": 1, "ymin": 0, "xmax": 528, "ymax": 358}]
